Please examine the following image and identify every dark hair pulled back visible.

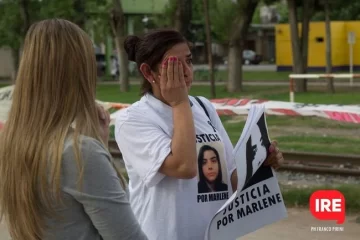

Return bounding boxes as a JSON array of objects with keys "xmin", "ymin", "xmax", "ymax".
[{"xmin": 124, "ymin": 29, "xmax": 189, "ymax": 95}]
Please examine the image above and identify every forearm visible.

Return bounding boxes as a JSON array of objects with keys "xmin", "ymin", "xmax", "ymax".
[{"xmin": 170, "ymin": 101, "xmax": 197, "ymax": 176}]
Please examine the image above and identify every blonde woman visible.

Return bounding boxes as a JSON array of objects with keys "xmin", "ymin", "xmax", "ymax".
[{"xmin": 0, "ymin": 19, "xmax": 147, "ymax": 240}]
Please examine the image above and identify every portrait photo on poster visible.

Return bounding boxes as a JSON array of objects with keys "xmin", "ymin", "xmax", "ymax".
[
  {"xmin": 243, "ymin": 113, "xmax": 273, "ymax": 191},
  {"xmin": 197, "ymin": 142, "xmax": 229, "ymax": 194}
]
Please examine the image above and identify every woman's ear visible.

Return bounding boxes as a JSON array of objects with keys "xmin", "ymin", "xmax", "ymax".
[{"xmin": 139, "ymin": 63, "xmax": 156, "ymax": 83}]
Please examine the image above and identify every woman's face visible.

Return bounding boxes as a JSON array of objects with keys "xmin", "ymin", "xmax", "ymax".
[
  {"xmin": 160, "ymin": 43, "xmax": 194, "ymax": 90},
  {"xmin": 202, "ymin": 150, "xmax": 219, "ymax": 182}
]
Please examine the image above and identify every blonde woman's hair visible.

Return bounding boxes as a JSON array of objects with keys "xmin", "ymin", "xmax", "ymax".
[{"xmin": 0, "ymin": 19, "xmax": 126, "ymax": 240}]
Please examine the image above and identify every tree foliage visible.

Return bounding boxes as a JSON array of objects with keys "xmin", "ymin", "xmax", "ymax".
[
  {"xmin": 312, "ymin": 0, "xmax": 360, "ymax": 21},
  {"xmin": 0, "ymin": 0, "xmax": 40, "ymax": 49},
  {"xmin": 271, "ymin": 0, "xmax": 360, "ymax": 23},
  {"xmin": 209, "ymin": 0, "xmax": 238, "ymax": 44},
  {"xmin": 0, "ymin": 0, "xmax": 109, "ymax": 49}
]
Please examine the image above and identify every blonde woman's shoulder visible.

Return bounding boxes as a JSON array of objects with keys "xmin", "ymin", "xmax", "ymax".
[{"xmin": 63, "ymin": 135, "xmax": 109, "ymax": 159}]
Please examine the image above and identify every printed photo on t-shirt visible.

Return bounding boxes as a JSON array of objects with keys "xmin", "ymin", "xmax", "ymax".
[{"xmin": 196, "ymin": 142, "xmax": 228, "ymax": 194}]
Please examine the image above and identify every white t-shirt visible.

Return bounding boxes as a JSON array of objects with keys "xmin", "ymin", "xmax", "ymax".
[{"xmin": 115, "ymin": 93, "xmax": 236, "ymax": 240}]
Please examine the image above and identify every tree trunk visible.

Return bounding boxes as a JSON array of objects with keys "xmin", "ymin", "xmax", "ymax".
[
  {"xmin": 174, "ymin": 0, "xmax": 181, "ymax": 31},
  {"xmin": 287, "ymin": 0, "xmax": 315, "ymax": 93},
  {"xmin": 174, "ymin": 0, "xmax": 192, "ymax": 39},
  {"xmin": 73, "ymin": 0, "xmax": 86, "ymax": 29},
  {"xmin": 227, "ymin": 0, "xmax": 259, "ymax": 93},
  {"xmin": 299, "ymin": 0, "xmax": 314, "ymax": 92},
  {"xmin": 202, "ymin": 0, "xmax": 215, "ymax": 98},
  {"xmin": 110, "ymin": 0, "xmax": 129, "ymax": 92},
  {"xmin": 19, "ymin": 0, "xmax": 30, "ymax": 35},
  {"xmin": 227, "ymin": 43, "xmax": 243, "ymax": 92},
  {"xmin": 300, "ymin": 0, "xmax": 314, "ymax": 71},
  {"xmin": 324, "ymin": 0, "xmax": 334, "ymax": 93},
  {"xmin": 114, "ymin": 36, "xmax": 129, "ymax": 91},
  {"xmin": 287, "ymin": 0, "xmax": 305, "ymax": 92}
]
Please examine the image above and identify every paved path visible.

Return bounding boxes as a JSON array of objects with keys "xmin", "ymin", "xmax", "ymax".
[
  {"xmin": 0, "ymin": 208, "xmax": 358, "ymax": 239},
  {"xmin": 241, "ymin": 208, "xmax": 359, "ymax": 240}
]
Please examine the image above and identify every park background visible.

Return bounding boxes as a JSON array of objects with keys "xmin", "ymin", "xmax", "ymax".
[{"xmin": 0, "ymin": 0, "xmax": 359, "ymax": 237}]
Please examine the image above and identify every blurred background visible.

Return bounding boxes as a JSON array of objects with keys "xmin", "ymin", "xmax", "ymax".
[
  {"xmin": 2, "ymin": 0, "xmax": 360, "ymax": 93},
  {"xmin": 0, "ymin": 1, "xmax": 359, "ymax": 238}
]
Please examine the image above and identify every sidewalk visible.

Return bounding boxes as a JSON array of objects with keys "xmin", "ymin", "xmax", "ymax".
[
  {"xmin": 240, "ymin": 208, "xmax": 359, "ymax": 240},
  {"xmin": 0, "ymin": 208, "xmax": 358, "ymax": 240}
]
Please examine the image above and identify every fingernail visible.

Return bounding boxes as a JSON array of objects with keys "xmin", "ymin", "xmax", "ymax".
[
  {"xmin": 269, "ymin": 145, "xmax": 274, "ymax": 153},
  {"xmin": 173, "ymin": 57, "xmax": 178, "ymax": 62}
]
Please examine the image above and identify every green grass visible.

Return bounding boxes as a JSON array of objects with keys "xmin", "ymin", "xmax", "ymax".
[
  {"xmin": 97, "ymin": 83, "xmax": 360, "ymax": 105},
  {"xmin": 4, "ymin": 69, "xmax": 360, "ymax": 83},
  {"xmin": 193, "ymin": 69, "xmax": 360, "ymax": 82},
  {"xmin": 221, "ymin": 115, "xmax": 360, "ymax": 155},
  {"xmin": 278, "ymin": 142, "xmax": 360, "ymax": 155},
  {"xmin": 0, "ymin": 70, "xmax": 291, "ymax": 84},
  {"xmin": 5, "ymin": 81, "xmax": 360, "ymax": 105},
  {"xmin": 261, "ymin": 115, "xmax": 358, "ymax": 130},
  {"xmin": 280, "ymin": 184, "xmax": 360, "ymax": 214},
  {"xmin": 98, "ymin": 84, "xmax": 360, "ymax": 106},
  {"xmin": 276, "ymin": 135, "xmax": 360, "ymax": 145},
  {"xmin": 99, "ymin": 84, "xmax": 360, "ymax": 155},
  {"xmin": 3, "ymin": 82, "xmax": 359, "ymax": 155},
  {"xmin": 264, "ymin": 89, "xmax": 360, "ymax": 105},
  {"xmin": 96, "ymin": 84, "xmax": 286, "ymax": 103}
]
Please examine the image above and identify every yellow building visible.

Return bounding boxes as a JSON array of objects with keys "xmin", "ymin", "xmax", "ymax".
[{"xmin": 275, "ymin": 21, "xmax": 360, "ymax": 72}]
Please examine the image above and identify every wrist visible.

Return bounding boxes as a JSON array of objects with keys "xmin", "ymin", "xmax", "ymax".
[{"xmin": 170, "ymin": 99, "xmax": 191, "ymax": 108}]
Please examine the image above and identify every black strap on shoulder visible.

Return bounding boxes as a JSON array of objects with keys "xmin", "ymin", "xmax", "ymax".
[{"xmin": 194, "ymin": 96, "xmax": 210, "ymax": 119}]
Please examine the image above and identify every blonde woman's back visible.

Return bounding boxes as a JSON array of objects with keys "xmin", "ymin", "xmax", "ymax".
[
  {"xmin": 0, "ymin": 19, "xmax": 147, "ymax": 240},
  {"xmin": 43, "ymin": 135, "xmax": 146, "ymax": 240}
]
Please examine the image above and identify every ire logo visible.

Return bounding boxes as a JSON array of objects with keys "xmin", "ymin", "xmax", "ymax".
[{"xmin": 309, "ymin": 190, "xmax": 345, "ymax": 224}]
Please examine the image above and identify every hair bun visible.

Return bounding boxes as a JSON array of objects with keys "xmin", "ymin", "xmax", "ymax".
[{"xmin": 124, "ymin": 35, "xmax": 140, "ymax": 62}]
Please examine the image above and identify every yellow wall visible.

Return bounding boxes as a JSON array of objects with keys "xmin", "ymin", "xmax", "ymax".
[{"xmin": 275, "ymin": 21, "xmax": 360, "ymax": 71}]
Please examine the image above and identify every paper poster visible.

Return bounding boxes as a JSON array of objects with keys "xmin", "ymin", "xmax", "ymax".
[{"xmin": 205, "ymin": 104, "xmax": 287, "ymax": 240}]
